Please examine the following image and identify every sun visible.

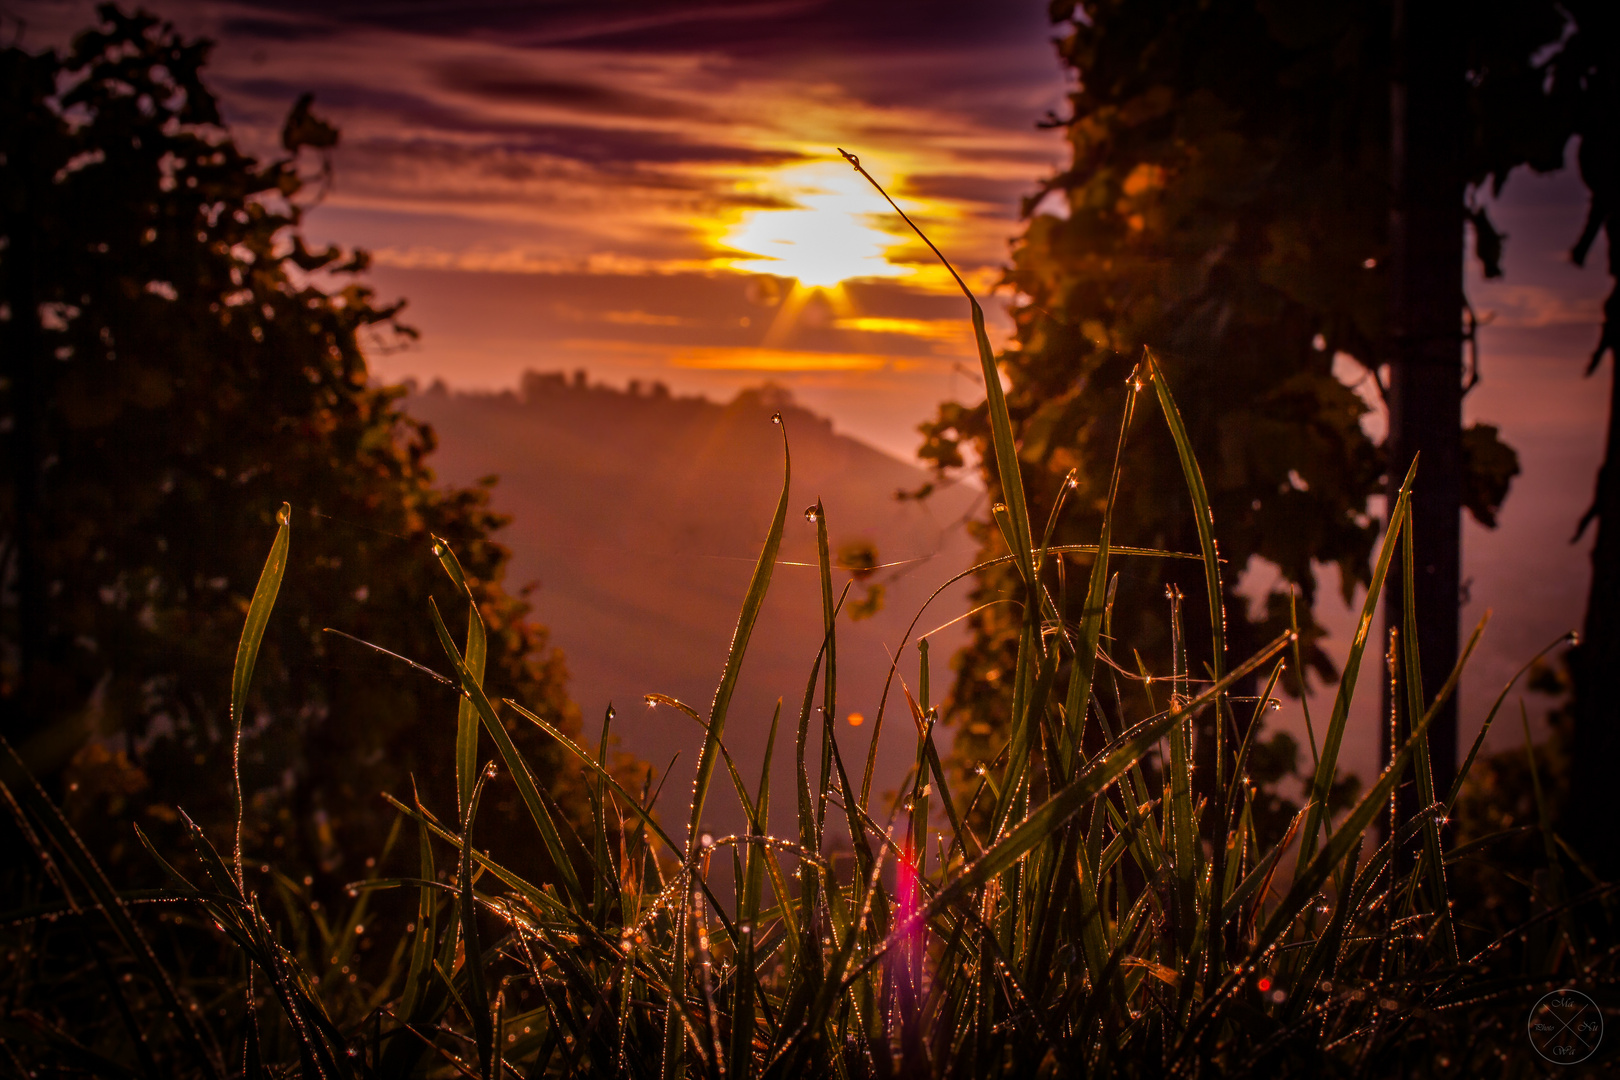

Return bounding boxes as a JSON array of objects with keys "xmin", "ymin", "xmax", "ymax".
[{"xmin": 721, "ymin": 159, "xmax": 911, "ymax": 288}]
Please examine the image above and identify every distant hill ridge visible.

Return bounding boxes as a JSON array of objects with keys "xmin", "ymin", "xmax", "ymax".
[{"xmin": 403, "ymin": 373, "xmax": 980, "ymax": 832}]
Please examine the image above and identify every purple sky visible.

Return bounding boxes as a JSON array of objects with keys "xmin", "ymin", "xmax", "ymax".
[
  {"xmin": 12, "ymin": 0, "xmax": 1613, "ymax": 778},
  {"xmin": 13, "ymin": 0, "xmax": 1073, "ymax": 458}
]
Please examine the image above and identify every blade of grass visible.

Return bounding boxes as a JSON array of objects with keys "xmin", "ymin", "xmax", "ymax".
[
  {"xmin": 1297, "ymin": 457, "xmax": 1419, "ymax": 868},
  {"xmin": 456, "ymin": 604, "xmax": 487, "ymax": 822},
  {"xmin": 231, "ymin": 502, "xmax": 290, "ymax": 892},
  {"xmin": 856, "ymin": 632, "xmax": 1290, "ymax": 982},
  {"xmin": 1399, "ymin": 517, "xmax": 1461, "ymax": 964},
  {"xmin": 398, "ymin": 793, "xmax": 438, "ymax": 1021},
  {"xmin": 840, "ymin": 149, "xmax": 1034, "ymax": 590},
  {"xmin": 457, "ymin": 768, "xmax": 494, "ymax": 1079},
  {"xmin": 666, "ymin": 413, "xmax": 790, "ymax": 1080},
  {"xmin": 428, "ymin": 591, "xmax": 583, "ymax": 907},
  {"xmin": 1446, "ymin": 629, "xmax": 1574, "ymax": 812}
]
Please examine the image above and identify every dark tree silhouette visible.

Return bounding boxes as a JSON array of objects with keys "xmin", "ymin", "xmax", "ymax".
[
  {"xmin": 923, "ymin": 0, "xmax": 1613, "ymax": 836},
  {"xmin": 1545, "ymin": 4, "xmax": 1620, "ymax": 880},
  {"xmin": 0, "ymin": 6, "xmax": 584, "ymax": 879}
]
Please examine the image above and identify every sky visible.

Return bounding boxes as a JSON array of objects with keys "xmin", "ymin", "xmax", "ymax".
[
  {"xmin": 10, "ymin": 0, "xmax": 1072, "ymax": 459},
  {"xmin": 10, "ymin": 0, "xmax": 1614, "ymax": 776}
]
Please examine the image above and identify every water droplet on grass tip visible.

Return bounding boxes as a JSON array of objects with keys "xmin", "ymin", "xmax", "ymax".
[
  {"xmin": 431, "ymin": 543, "xmax": 443, "ymax": 557},
  {"xmin": 804, "ymin": 505, "xmax": 820, "ymax": 523},
  {"xmin": 485, "ymin": 762, "xmax": 499, "ymax": 780},
  {"xmin": 991, "ymin": 503, "xmax": 1008, "ymax": 515},
  {"xmin": 771, "ymin": 412, "xmax": 782, "ymax": 424},
  {"xmin": 276, "ymin": 505, "xmax": 290, "ymax": 525}
]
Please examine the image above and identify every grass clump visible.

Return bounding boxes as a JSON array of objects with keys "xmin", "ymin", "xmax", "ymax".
[{"xmin": 3, "ymin": 164, "xmax": 1616, "ymax": 1079}]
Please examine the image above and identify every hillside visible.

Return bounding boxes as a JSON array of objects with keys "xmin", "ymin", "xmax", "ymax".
[{"xmin": 404, "ymin": 375, "xmax": 981, "ymax": 834}]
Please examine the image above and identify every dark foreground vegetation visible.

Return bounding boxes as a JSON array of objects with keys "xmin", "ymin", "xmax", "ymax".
[
  {"xmin": 3, "ymin": 151, "xmax": 1617, "ymax": 1080},
  {"xmin": 0, "ymin": 6, "xmax": 584, "ymax": 888},
  {"xmin": 3, "ymin": 5, "xmax": 1617, "ymax": 1078}
]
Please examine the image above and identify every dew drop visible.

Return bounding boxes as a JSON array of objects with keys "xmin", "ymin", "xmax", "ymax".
[
  {"xmin": 991, "ymin": 502, "xmax": 1008, "ymax": 515},
  {"xmin": 431, "ymin": 543, "xmax": 443, "ymax": 557},
  {"xmin": 699, "ymin": 831, "xmax": 715, "ymax": 849},
  {"xmin": 276, "ymin": 505, "xmax": 290, "ymax": 526},
  {"xmin": 605, "ymin": 706, "xmax": 616, "ymax": 722},
  {"xmin": 804, "ymin": 505, "xmax": 820, "ymax": 523},
  {"xmin": 485, "ymin": 761, "xmax": 499, "ymax": 780},
  {"xmin": 771, "ymin": 412, "xmax": 783, "ymax": 425}
]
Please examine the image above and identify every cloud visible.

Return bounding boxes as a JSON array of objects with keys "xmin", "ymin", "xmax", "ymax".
[
  {"xmin": 1475, "ymin": 283, "xmax": 1604, "ymax": 329},
  {"xmin": 435, "ymin": 62, "xmax": 713, "ymax": 122},
  {"xmin": 669, "ymin": 346, "xmax": 891, "ymax": 372},
  {"xmin": 902, "ymin": 173, "xmax": 1034, "ymax": 210},
  {"xmin": 8, "ymin": 0, "xmax": 1055, "ymax": 443}
]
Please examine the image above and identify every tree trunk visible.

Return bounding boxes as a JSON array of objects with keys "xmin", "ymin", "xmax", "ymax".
[{"xmin": 1384, "ymin": 0, "xmax": 1465, "ymax": 809}]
